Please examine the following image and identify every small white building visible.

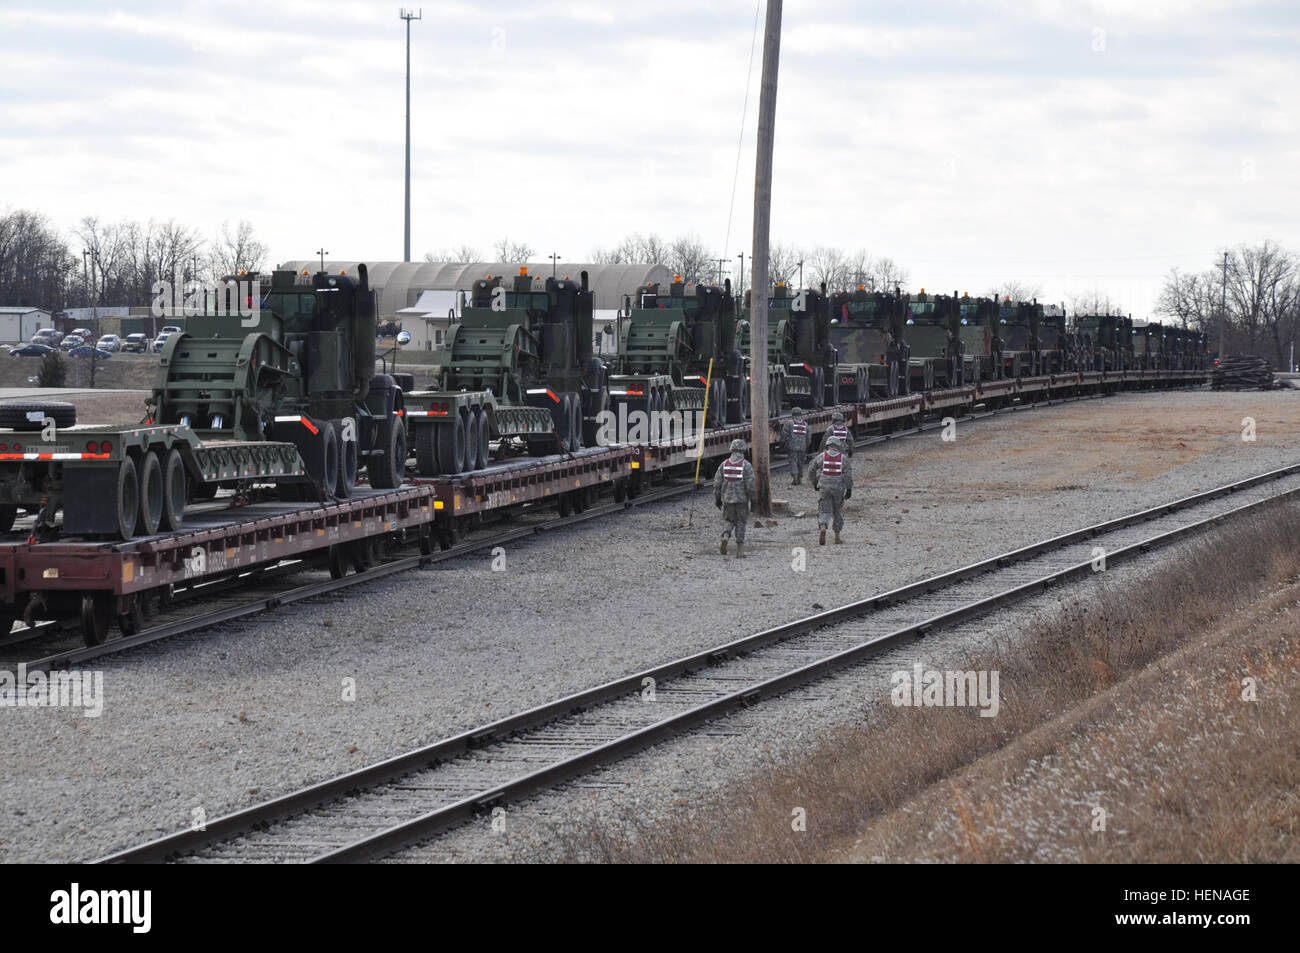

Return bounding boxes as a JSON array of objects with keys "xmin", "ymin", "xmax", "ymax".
[{"xmin": 0, "ymin": 307, "xmax": 52, "ymax": 342}]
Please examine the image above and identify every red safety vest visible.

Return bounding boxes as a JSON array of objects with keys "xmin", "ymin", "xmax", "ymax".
[
  {"xmin": 791, "ymin": 420, "xmax": 807, "ymax": 436},
  {"xmin": 723, "ymin": 459, "xmax": 746, "ymax": 481},
  {"xmin": 830, "ymin": 424, "xmax": 849, "ymax": 442},
  {"xmin": 821, "ymin": 450, "xmax": 843, "ymax": 476}
]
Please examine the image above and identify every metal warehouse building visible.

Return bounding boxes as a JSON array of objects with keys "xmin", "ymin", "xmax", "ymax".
[{"xmin": 278, "ymin": 260, "xmax": 670, "ymax": 350}]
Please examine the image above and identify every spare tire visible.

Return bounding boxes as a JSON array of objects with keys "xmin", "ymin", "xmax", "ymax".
[{"xmin": 0, "ymin": 401, "xmax": 77, "ymax": 431}]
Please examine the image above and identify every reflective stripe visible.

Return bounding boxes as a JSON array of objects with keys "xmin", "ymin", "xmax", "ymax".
[
  {"xmin": 821, "ymin": 450, "xmax": 843, "ymax": 476},
  {"xmin": 831, "ymin": 425, "xmax": 849, "ymax": 441},
  {"xmin": 722, "ymin": 460, "xmax": 746, "ymax": 481},
  {"xmin": 791, "ymin": 421, "xmax": 807, "ymax": 436}
]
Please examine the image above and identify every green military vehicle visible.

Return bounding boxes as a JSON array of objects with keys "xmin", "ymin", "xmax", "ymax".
[
  {"xmin": 828, "ymin": 285, "xmax": 911, "ymax": 400},
  {"xmin": 906, "ymin": 290, "xmax": 965, "ymax": 389},
  {"xmin": 402, "ymin": 268, "xmax": 608, "ymax": 475},
  {"xmin": 957, "ymin": 292, "xmax": 1001, "ymax": 382},
  {"xmin": 737, "ymin": 282, "xmax": 837, "ymax": 412},
  {"xmin": 998, "ymin": 297, "xmax": 1041, "ymax": 378}
]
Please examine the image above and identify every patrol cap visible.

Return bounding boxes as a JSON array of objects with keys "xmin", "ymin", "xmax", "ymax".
[
  {"xmin": 729, "ymin": 439, "xmax": 746, "ymax": 452},
  {"xmin": 826, "ymin": 436, "xmax": 842, "ymax": 448},
  {"xmin": 792, "ymin": 407, "xmax": 804, "ymax": 417},
  {"xmin": 832, "ymin": 412, "xmax": 845, "ymax": 423}
]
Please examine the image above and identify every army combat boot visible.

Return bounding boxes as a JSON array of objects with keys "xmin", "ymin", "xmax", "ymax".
[
  {"xmin": 818, "ymin": 526, "xmax": 826, "ymax": 546},
  {"xmin": 735, "ymin": 542, "xmax": 745, "ymax": 559},
  {"xmin": 720, "ymin": 533, "xmax": 729, "ymax": 556},
  {"xmin": 834, "ymin": 531, "xmax": 843, "ymax": 544}
]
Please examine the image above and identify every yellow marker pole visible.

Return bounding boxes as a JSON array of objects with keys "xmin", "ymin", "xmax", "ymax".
[{"xmin": 693, "ymin": 358, "xmax": 715, "ymax": 486}]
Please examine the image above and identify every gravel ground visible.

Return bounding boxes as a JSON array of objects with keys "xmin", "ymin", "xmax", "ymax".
[{"xmin": 0, "ymin": 388, "xmax": 1297, "ymax": 862}]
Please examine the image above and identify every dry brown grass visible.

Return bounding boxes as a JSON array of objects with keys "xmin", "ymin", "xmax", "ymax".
[{"xmin": 536, "ymin": 501, "xmax": 1300, "ymax": 863}]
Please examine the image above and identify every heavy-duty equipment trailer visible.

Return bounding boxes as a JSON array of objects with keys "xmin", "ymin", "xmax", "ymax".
[
  {"xmin": 0, "ymin": 264, "xmax": 404, "ymax": 541},
  {"xmin": 402, "ymin": 269, "xmax": 609, "ymax": 475}
]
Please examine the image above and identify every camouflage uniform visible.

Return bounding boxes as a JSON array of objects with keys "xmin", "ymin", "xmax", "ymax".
[
  {"xmin": 780, "ymin": 408, "xmax": 810, "ymax": 485},
  {"xmin": 808, "ymin": 436, "xmax": 853, "ymax": 544},
  {"xmin": 713, "ymin": 438, "xmax": 756, "ymax": 556},
  {"xmin": 820, "ymin": 412, "xmax": 853, "ymax": 456}
]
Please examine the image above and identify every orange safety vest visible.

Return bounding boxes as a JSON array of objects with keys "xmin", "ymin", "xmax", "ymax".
[
  {"xmin": 821, "ymin": 450, "xmax": 843, "ymax": 476},
  {"xmin": 722, "ymin": 459, "xmax": 746, "ymax": 481},
  {"xmin": 830, "ymin": 424, "xmax": 849, "ymax": 442},
  {"xmin": 791, "ymin": 420, "xmax": 807, "ymax": 436}
]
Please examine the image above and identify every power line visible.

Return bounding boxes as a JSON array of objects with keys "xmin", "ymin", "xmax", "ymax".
[{"xmin": 721, "ymin": 1, "xmax": 761, "ymax": 261}]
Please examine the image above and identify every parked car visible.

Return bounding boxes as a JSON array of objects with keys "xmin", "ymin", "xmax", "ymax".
[
  {"xmin": 59, "ymin": 334, "xmax": 85, "ymax": 351},
  {"xmin": 68, "ymin": 345, "xmax": 112, "ymax": 360},
  {"xmin": 71, "ymin": 328, "xmax": 93, "ymax": 338},
  {"xmin": 10, "ymin": 343, "xmax": 55, "ymax": 357},
  {"xmin": 160, "ymin": 325, "xmax": 181, "ymax": 335},
  {"xmin": 152, "ymin": 332, "xmax": 173, "ymax": 352},
  {"xmin": 96, "ymin": 334, "xmax": 122, "ymax": 352},
  {"xmin": 32, "ymin": 329, "xmax": 63, "ymax": 346},
  {"xmin": 122, "ymin": 333, "xmax": 150, "ymax": 353}
]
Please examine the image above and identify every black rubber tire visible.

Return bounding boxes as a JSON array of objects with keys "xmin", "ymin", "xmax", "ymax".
[
  {"xmin": 369, "ymin": 418, "xmax": 407, "ymax": 489},
  {"xmin": 475, "ymin": 409, "xmax": 490, "ymax": 469},
  {"xmin": 438, "ymin": 416, "xmax": 464, "ymax": 473},
  {"xmin": 115, "ymin": 456, "xmax": 138, "ymax": 540},
  {"xmin": 159, "ymin": 448, "xmax": 186, "ymax": 531},
  {"xmin": 568, "ymin": 396, "xmax": 581, "ymax": 452},
  {"xmin": 0, "ymin": 504, "xmax": 15, "ymax": 533},
  {"xmin": 135, "ymin": 451, "xmax": 163, "ymax": 536},
  {"xmin": 318, "ymin": 421, "xmax": 339, "ymax": 499},
  {"xmin": 415, "ymin": 423, "xmax": 439, "ymax": 476},
  {"xmin": 0, "ymin": 401, "xmax": 76, "ymax": 431},
  {"xmin": 461, "ymin": 408, "xmax": 477, "ymax": 473},
  {"xmin": 336, "ymin": 436, "xmax": 357, "ymax": 499}
]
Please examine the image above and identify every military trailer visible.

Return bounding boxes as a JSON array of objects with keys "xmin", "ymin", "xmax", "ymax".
[
  {"xmin": 906, "ymin": 290, "xmax": 965, "ymax": 389},
  {"xmin": 1073, "ymin": 313, "xmax": 1128, "ymax": 372},
  {"xmin": 0, "ymin": 264, "xmax": 405, "ymax": 541},
  {"xmin": 402, "ymin": 268, "xmax": 608, "ymax": 475},
  {"xmin": 737, "ymin": 282, "xmax": 837, "ymax": 411},
  {"xmin": 1035, "ymin": 303, "xmax": 1077, "ymax": 374},
  {"xmin": 828, "ymin": 285, "xmax": 911, "ymax": 400},
  {"xmin": 998, "ymin": 297, "xmax": 1040, "ymax": 378},
  {"xmin": 608, "ymin": 276, "xmax": 742, "ymax": 430},
  {"xmin": 957, "ymin": 292, "xmax": 1001, "ymax": 383}
]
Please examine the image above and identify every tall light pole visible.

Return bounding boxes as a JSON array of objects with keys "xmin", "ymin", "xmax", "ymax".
[
  {"xmin": 1219, "ymin": 249, "xmax": 1228, "ymax": 358},
  {"xmin": 401, "ymin": 8, "xmax": 422, "ymax": 263},
  {"xmin": 796, "ymin": 258, "xmax": 803, "ymax": 289},
  {"xmin": 737, "ymin": 252, "xmax": 745, "ymax": 298},
  {"xmin": 549, "ymin": 252, "xmax": 561, "ymax": 278},
  {"xmin": 317, "ymin": 248, "xmax": 329, "ymax": 273}
]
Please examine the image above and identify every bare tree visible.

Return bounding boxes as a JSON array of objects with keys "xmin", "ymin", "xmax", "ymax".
[
  {"xmin": 209, "ymin": 220, "xmax": 267, "ymax": 278},
  {"xmin": 869, "ymin": 256, "xmax": 910, "ymax": 294},
  {"xmin": 1155, "ymin": 267, "xmax": 1219, "ymax": 329},
  {"xmin": 1068, "ymin": 289, "xmax": 1122, "ymax": 316},
  {"xmin": 1225, "ymin": 239, "xmax": 1292, "ymax": 359},
  {"xmin": 424, "ymin": 244, "xmax": 480, "ymax": 263},
  {"xmin": 767, "ymin": 242, "xmax": 801, "ymax": 286},
  {"xmin": 990, "ymin": 280, "xmax": 1041, "ymax": 303},
  {"xmin": 669, "ymin": 235, "xmax": 714, "ymax": 284},
  {"xmin": 0, "ymin": 209, "xmax": 74, "ymax": 309},
  {"xmin": 492, "ymin": 238, "xmax": 535, "ymax": 263},
  {"xmin": 808, "ymin": 246, "xmax": 847, "ymax": 291}
]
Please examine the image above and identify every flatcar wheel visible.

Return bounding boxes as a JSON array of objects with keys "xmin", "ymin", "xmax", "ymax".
[
  {"xmin": 558, "ymin": 492, "xmax": 572, "ymax": 518},
  {"xmin": 418, "ymin": 526, "xmax": 435, "ymax": 556},
  {"xmin": 115, "ymin": 456, "xmax": 138, "ymax": 540},
  {"xmin": 327, "ymin": 544, "xmax": 349, "ymax": 579},
  {"xmin": 613, "ymin": 478, "xmax": 627, "ymax": 503},
  {"xmin": 351, "ymin": 537, "xmax": 378, "ymax": 572},
  {"xmin": 80, "ymin": 592, "xmax": 113, "ymax": 647},
  {"xmin": 117, "ymin": 597, "xmax": 144, "ymax": 637}
]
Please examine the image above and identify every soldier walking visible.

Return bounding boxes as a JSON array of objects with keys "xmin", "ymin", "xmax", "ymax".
[
  {"xmin": 780, "ymin": 407, "xmax": 810, "ymax": 485},
  {"xmin": 808, "ymin": 435, "xmax": 853, "ymax": 545},
  {"xmin": 713, "ymin": 438, "xmax": 756, "ymax": 558},
  {"xmin": 820, "ymin": 411, "xmax": 853, "ymax": 456}
]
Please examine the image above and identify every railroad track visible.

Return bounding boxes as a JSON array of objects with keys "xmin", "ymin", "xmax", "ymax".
[
  {"xmin": 12, "ymin": 388, "xmax": 1124, "ymax": 672},
  {"xmin": 99, "ymin": 463, "xmax": 1300, "ymax": 863}
]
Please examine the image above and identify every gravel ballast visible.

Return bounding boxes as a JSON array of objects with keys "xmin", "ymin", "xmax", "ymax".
[{"xmin": 0, "ymin": 388, "xmax": 1297, "ymax": 862}]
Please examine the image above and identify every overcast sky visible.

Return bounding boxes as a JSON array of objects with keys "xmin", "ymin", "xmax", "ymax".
[{"xmin": 3, "ymin": 0, "xmax": 1297, "ymax": 315}]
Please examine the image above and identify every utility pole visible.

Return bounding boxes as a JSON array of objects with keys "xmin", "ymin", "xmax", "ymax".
[
  {"xmin": 549, "ymin": 252, "xmax": 561, "ymax": 278},
  {"xmin": 1219, "ymin": 249, "xmax": 1228, "ymax": 358},
  {"xmin": 737, "ymin": 252, "xmax": 746, "ymax": 300},
  {"xmin": 748, "ymin": 0, "xmax": 782, "ymax": 517},
  {"xmin": 401, "ymin": 8, "xmax": 422, "ymax": 262},
  {"xmin": 711, "ymin": 257, "xmax": 729, "ymax": 285}
]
